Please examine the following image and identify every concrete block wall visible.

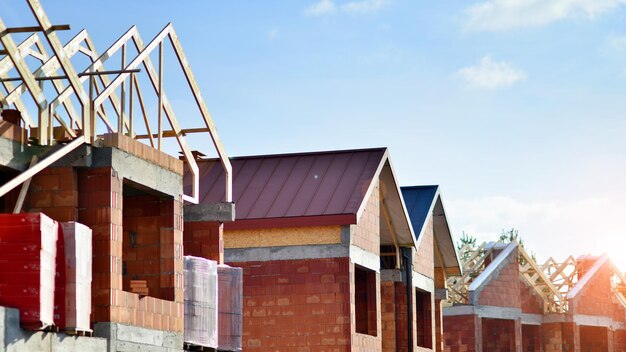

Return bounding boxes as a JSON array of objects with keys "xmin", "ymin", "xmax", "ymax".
[{"xmin": 229, "ymin": 257, "xmax": 351, "ymax": 351}]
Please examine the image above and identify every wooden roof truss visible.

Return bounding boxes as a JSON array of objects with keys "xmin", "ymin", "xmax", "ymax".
[{"xmin": 0, "ymin": 0, "xmax": 231, "ymax": 205}]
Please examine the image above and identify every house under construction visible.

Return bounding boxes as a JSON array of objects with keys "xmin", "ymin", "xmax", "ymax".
[
  {"xmin": 443, "ymin": 241, "xmax": 626, "ymax": 352},
  {"xmin": 0, "ymin": 1, "xmax": 240, "ymax": 351}
]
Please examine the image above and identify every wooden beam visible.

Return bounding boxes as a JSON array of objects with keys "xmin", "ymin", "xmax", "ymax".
[
  {"xmin": 12, "ymin": 156, "xmax": 38, "ymax": 213},
  {"xmin": 135, "ymin": 127, "xmax": 210, "ymax": 139},
  {"xmin": 4, "ymin": 24, "xmax": 70, "ymax": 34}
]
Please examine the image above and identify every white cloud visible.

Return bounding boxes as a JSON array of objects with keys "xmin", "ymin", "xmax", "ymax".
[
  {"xmin": 341, "ymin": 0, "xmax": 389, "ymax": 14},
  {"xmin": 304, "ymin": 0, "xmax": 389, "ymax": 16},
  {"xmin": 457, "ymin": 56, "xmax": 526, "ymax": 89},
  {"xmin": 304, "ymin": 0, "xmax": 337, "ymax": 16},
  {"xmin": 464, "ymin": 0, "xmax": 626, "ymax": 32},
  {"xmin": 446, "ymin": 195, "xmax": 626, "ymax": 270}
]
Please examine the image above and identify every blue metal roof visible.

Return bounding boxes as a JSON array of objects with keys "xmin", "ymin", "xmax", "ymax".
[{"xmin": 401, "ymin": 185, "xmax": 439, "ymax": 240}]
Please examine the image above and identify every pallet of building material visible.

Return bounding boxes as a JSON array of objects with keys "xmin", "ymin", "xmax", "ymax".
[
  {"xmin": 184, "ymin": 256, "xmax": 218, "ymax": 349},
  {"xmin": 59, "ymin": 222, "xmax": 93, "ymax": 333},
  {"xmin": 0, "ymin": 213, "xmax": 58, "ymax": 330},
  {"xmin": 130, "ymin": 280, "xmax": 149, "ymax": 296},
  {"xmin": 54, "ymin": 225, "xmax": 66, "ymax": 329},
  {"xmin": 217, "ymin": 264, "xmax": 242, "ymax": 352}
]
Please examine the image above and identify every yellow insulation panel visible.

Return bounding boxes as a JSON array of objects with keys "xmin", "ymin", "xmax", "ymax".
[{"xmin": 224, "ymin": 225, "xmax": 342, "ymax": 248}]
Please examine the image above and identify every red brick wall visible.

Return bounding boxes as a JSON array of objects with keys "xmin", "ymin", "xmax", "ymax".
[
  {"xmin": 572, "ymin": 261, "xmax": 626, "ymax": 321},
  {"xmin": 614, "ymin": 329, "xmax": 626, "ymax": 351},
  {"xmin": 183, "ymin": 221, "xmax": 223, "ymax": 263},
  {"xmin": 443, "ymin": 315, "xmax": 479, "ymax": 352},
  {"xmin": 28, "ymin": 167, "xmax": 79, "ymax": 222},
  {"xmin": 381, "ymin": 281, "xmax": 396, "ymax": 352},
  {"xmin": 229, "ymin": 258, "xmax": 351, "ymax": 351},
  {"xmin": 542, "ymin": 322, "xmax": 563, "ymax": 352},
  {"xmin": 580, "ymin": 325, "xmax": 608, "ymax": 352},
  {"xmin": 122, "ymin": 193, "xmax": 181, "ymax": 301},
  {"xmin": 522, "ymin": 324, "xmax": 542, "ymax": 352},
  {"xmin": 476, "ymin": 256, "xmax": 521, "ymax": 308},
  {"xmin": 352, "ymin": 181, "xmax": 379, "ymax": 255},
  {"xmin": 78, "ymin": 167, "xmax": 184, "ymax": 332},
  {"xmin": 520, "ymin": 280, "xmax": 544, "ymax": 314},
  {"xmin": 560, "ymin": 322, "xmax": 579, "ymax": 352},
  {"xmin": 414, "ymin": 217, "xmax": 434, "ymax": 279},
  {"xmin": 481, "ymin": 318, "xmax": 517, "ymax": 352}
]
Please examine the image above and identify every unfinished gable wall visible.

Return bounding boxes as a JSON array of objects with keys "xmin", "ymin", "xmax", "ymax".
[
  {"xmin": 413, "ymin": 216, "xmax": 434, "ymax": 279},
  {"xmin": 474, "ymin": 251, "xmax": 521, "ymax": 308},
  {"xmin": 520, "ymin": 279, "xmax": 544, "ymax": 314},
  {"xmin": 351, "ymin": 180, "xmax": 380, "ymax": 255},
  {"xmin": 571, "ymin": 261, "xmax": 625, "ymax": 319}
]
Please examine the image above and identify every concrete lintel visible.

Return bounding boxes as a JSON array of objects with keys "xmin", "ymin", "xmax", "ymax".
[
  {"xmin": 350, "ymin": 245, "xmax": 379, "ymax": 272},
  {"xmin": 225, "ymin": 243, "xmax": 349, "ymax": 263},
  {"xmin": 92, "ymin": 148, "xmax": 183, "ymax": 198},
  {"xmin": 0, "ymin": 136, "xmax": 32, "ymax": 171},
  {"xmin": 521, "ymin": 313, "xmax": 543, "ymax": 325},
  {"xmin": 184, "ymin": 202, "xmax": 235, "ymax": 222},
  {"xmin": 381, "ymin": 269, "xmax": 403, "ymax": 282},
  {"xmin": 443, "ymin": 304, "xmax": 524, "ymax": 321},
  {"xmin": 413, "ymin": 271, "xmax": 435, "ymax": 293},
  {"xmin": 435, "ymin": 288, "xmax": 448, "ymax": 300},
  {"xmin": 543, "ymin": 313, "xmax": 568, "ymax": 324},
  {"xmin": 573, "ymin": 314, "xmax": 626, "ymax": 330}
]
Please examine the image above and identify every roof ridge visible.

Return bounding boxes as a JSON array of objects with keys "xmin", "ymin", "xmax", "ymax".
[{"xmin": 196, "ymin": 147, "xmax": 388, "ymax": 162}]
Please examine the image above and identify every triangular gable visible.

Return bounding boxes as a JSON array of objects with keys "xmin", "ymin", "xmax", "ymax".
[{"xmin": 401, "ymin": 185, "xmax": 461, "ymax": 275}]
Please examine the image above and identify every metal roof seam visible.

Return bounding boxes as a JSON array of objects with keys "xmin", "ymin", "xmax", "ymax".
[{"xmin": 321, "ymin": 152, "xmax": 355, "ymax": 215}]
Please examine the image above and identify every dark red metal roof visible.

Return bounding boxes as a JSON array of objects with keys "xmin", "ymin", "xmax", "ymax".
[{"xmin": 184, "ymin": 148, "xmax": 387, "ymax": 224}]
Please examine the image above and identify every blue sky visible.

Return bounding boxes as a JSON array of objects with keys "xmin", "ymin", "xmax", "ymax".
[{"xmin": 3, "ymin": 0, "xmax": 626, "ymax": 267}]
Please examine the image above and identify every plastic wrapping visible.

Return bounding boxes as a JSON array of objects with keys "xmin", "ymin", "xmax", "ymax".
[
  {"xmin": 218, "ymin": 264, "xmax": 242, "ymax": 352},
  {"xmin": 60, "ymin": 222, "xmax": 92, "ymax": 332},
  {"xmin": 0, "ymin": 213, "xmax": 58, "ymax": 330},
  {"xmin": 184, "ymin": 256, "xmax": 218, "ymax": 348}
]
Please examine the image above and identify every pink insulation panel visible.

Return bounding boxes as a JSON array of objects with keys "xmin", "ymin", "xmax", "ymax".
[{"xmin": 0, "ymin": 213, "xmax": 58, "ymax": 330}]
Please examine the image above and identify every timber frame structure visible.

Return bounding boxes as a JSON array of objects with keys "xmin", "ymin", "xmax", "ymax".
[
  {"xmin": 0, "ymin": 0, "xmax": 232, "ymax": 205},
  {"xmin": 446, "ymin": 241, "xmax": 626, "ymax": 314}
]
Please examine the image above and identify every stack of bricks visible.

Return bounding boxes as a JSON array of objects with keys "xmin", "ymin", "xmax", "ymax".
[
  {"xmin": 229, "ymin": 257, "xmax": 351, "ymax": 351},
  {"xmin": 130, "ymin": 280, "xmax": 149, "ymax": 296}
]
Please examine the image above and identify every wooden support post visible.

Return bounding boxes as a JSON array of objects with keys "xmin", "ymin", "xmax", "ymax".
[
  {"xmin": 119, "ymin": 43, "xmax": 126, "ymax": 137},
  {"xmin": 158, "ymin": 42, "xmax": 163, "ymax": 151},
  {"xmin": 13, "ymin": 156, "xmax": 38, "ymax": 214}
]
